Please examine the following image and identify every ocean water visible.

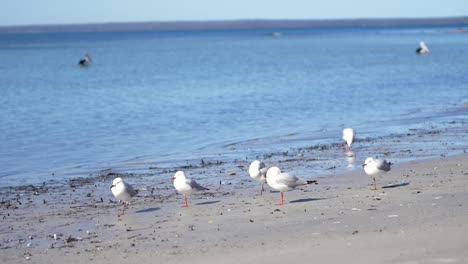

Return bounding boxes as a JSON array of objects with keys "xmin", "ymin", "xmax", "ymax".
[{"xmin": 0, "ymin": 25, "xmax": 467, "ymax": 186}]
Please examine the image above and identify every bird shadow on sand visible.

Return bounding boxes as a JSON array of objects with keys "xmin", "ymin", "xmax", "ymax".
[
  {"xmin": 195, "ymin": 200, "xmax": 220, "ymax": 206},
  {"xmin": 289, "ymin": 198, "xmax": 326, "ymax": 204},
  {"xmin": 135, "ymin": 207, "xmax": 160, "ymax": 213},
  {"xmin": 382, "ymin": 182, "xmax": 410, "ymax": 189}
]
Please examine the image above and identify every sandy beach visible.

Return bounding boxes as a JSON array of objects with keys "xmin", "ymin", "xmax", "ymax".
[
  {"xmin": 1, "ymin": 4, "xmax": 468, "ymax": 263},
  {"xmin": 1, "ymin": 151, "xmax": 467, "ymax": 264}
]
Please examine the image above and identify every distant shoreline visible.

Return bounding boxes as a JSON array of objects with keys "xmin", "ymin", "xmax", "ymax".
[{"xmin": 0, "ymin": 17, "xmax": 467, "ymax": 34}]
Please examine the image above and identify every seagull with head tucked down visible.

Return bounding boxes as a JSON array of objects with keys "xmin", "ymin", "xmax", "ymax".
[
  {"xmin": 342, "ymin": 128, "xmax": 355, "ymax": 152},
  {"xmin": 248, "ymin": 160, "xmax": 268, "ymax": 194}
]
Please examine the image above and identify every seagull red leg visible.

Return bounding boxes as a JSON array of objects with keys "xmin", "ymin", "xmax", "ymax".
[
  {"xmin": 373, "ymin": 177, "xmax": 377, "ymax": 190},
  {"xmin": 118, "ymin": 203, "xmax": 126, "ymax": 217},
  {"xmin": 276, "ymin": 192, "xmax": 284, "ymax": 206},
  {"xmin": 182, "ymin": 194, "xmax": 189, "ymax": 208},
  {"xmin": 259, "ymin": 183, "xmax": 264, "ymax": 195}
]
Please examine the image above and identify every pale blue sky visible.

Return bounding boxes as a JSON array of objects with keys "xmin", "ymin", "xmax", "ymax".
[{"xmin": 2, "ymin": 0, "xmax": 467, "ymax": 26}]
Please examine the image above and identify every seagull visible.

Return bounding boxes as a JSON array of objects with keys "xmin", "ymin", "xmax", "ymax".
[
  {"xmin": 248, "ymin": 160, "xmax": 268, "ymax": 194},
  {"xmin": 416, "ymin": 41, "xmax": 429, "ymax": 54},
  {"xmin": 78, "ymin": 53, "xmax": 92, "ymax": 66},
  {"xmin": 363, "ymin": 158, "xmax": 392, "ymax": 190},
  {"xmin": 173, "ymin": 171, "xmax": 209, "ymax": 207},
  {"xmin": 266, "ymin": 166, "xmax": 317, "ymax": 205},
  {"xmin": 110, "ymin": 177, "xmax": 137, "ymax": 217},
  {"xmin": 342, "ymin": 128, "xmax": 355, "ymax": 152}
]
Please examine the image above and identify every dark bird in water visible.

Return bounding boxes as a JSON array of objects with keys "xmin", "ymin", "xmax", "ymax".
[
  {"xmin": 78, "ymin": 53, "xmax": 92, "ymax": 66},
  {"xmin": 416, "ymin": 41, "xmax": 429, "ymax": 54}
]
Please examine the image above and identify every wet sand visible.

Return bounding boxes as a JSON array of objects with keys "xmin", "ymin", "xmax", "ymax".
[{"xmin": 1, "ymin": 153, "xmax": 467, "ymax": 263}]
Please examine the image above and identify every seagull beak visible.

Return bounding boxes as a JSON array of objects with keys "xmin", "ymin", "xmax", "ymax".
[
  {"xmin": 110, "ymin": 185, "xmax": 115, "ymax": 189},
  {"xmin": 362, "ymin": 164, "xmax": 366, "ymax": 167},
  {"xmin": 172, "ymin": 177, "xmax": 175, "ymax": 181}
]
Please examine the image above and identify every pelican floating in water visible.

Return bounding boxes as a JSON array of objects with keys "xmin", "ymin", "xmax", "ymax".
[
  {"xmin": 416, "ymin": 41, "xmax": 429, "ymax": 54},
  {"xmin": 78, "ymin": 53, "xmax": 92, "ymax": 66}
]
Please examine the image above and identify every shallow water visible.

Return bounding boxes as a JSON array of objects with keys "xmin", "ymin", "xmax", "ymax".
[{"xmin": 0, "ymin": 25, "xmax": 467, "ymax": 186}]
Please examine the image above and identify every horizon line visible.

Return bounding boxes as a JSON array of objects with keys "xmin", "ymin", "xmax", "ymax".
[{"xmin": 1, "ymin": 16, "xmax": 467, "ymax": 34}]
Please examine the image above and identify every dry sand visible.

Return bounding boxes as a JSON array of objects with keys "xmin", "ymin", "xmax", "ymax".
[{"xmin": 1, "ymin": 154, "xmax": 467, "ymax": 264}]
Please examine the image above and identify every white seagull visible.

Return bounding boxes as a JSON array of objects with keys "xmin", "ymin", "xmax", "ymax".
[
  {"xmin": 416, "ymin": 41, "xmax": 429, "ymax": 54},
  {"xmin": 363, "ymin": 158, "xmax": 392, "ymax": 190},
  {"xmin": 342, "ymin": 128, "xmax": 355, "ymax": 152},
  {"xmin": 266, "ymin": 166, "xmax": 317, "ymax": 205},
  {"xmin": 110, "ymin": 177, "xmax": 138, "ymax": 217},
  {"xmin": 248, "ymin": 160, "xmax": 268, "ymax": 194},
  {"xmin": 173, "ymin": 171, "xmax": 209, "ymax": 207}
]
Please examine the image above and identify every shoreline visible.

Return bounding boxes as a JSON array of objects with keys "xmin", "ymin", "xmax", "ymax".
[
  {"xmin": 1, "ymin": 153, "xmax": 467, "ymax": 263},
  {"xmin": 1, "ymin": 109, "xmax": 466, "ymax": 188}
]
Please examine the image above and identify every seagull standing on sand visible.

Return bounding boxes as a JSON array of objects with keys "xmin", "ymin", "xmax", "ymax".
[
  {"xmin": 173, "ymin": 171, "xmax": 209, "ymax": 207},
  {"xmin": 248, "ymin": 160, "xmax": 268, "ymax": 194},
  {"xmin": 342, "ymin": 128, "xmax": 355, "ymax": 152},
  {"xmin": 110, "ymin": 177, "xmax": 138, "ymax": 217},
  {"xmin": 416, "ymin": 41, "xmax": 429, "ymax": 54},
  {"xmin": 78, "ymin": 53, "xmax": 92, "ymax": 66},
  {"xmin": 363, "ymin": 158, "xmax": 392, "ymax": 190},
  {"xmin": 266, "ymin": 167, "xmax": 317, "ymax": 205}
]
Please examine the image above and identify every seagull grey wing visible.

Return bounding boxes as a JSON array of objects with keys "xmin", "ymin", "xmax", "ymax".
[
  {"xmin": 259, "ymin": 167, "xmax": 268, "ymax": 177},
  {"xmin": 124, "ymin": 182, "xmax": 138, "ymax": 197},
  {"xmin": 277, "ymin": 173, "xmax": 300, "ymax": 187},
  {"xmin": 295, "ymin": 178, "xmax": 317, "ymax": 186},
  {"xmin": 375, "ymin": 159, "xmax": 392, "ymax": 172},
  {"xmin": 188, "ymin": 178, "xmax": 209, "ymax": 191}
]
